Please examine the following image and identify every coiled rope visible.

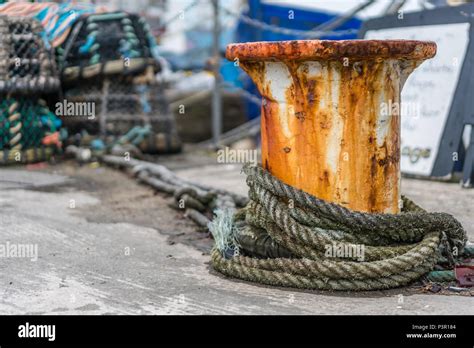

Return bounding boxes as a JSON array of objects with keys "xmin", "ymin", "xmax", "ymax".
[{"xmin": 210, "ymin": 165, "xmax": 468, "ymax": 291}]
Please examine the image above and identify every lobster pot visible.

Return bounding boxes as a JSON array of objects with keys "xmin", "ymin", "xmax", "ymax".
[
  {"xmin": 58, "ymin": 12, "xmax": 156, "ymax": 78},
  {"xmin": 62, "ymin": 72, "xmax": 181, "ymax": 154},
  {"xmin": 0, "ymin": 16, "xmax": 61, "ymax": 164},
  {"xmin": 0, "ymin": 15, "xmax": 60, "ymax": 94},
  {"xmin": 58, "ymin": 12, "xmax": 181, "ymax": 154},
  {"xmin": 226, "ymin": 40, "xmax": 436, "ymax": 213}
]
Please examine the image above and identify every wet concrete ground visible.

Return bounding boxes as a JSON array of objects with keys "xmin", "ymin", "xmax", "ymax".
[{"xmin": 0, "ymin": 160, "xmax": 473, "ymax": 314}]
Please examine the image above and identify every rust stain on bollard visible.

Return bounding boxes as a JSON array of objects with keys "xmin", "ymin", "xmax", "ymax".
[{"xmin": 227, "ymin": 40, "xmax": 436, "ymax": 213}]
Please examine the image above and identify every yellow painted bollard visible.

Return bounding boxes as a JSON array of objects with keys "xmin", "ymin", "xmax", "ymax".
[{"xmin": 227, "ymin": 40, "xmax": 436, "ymax": 213}]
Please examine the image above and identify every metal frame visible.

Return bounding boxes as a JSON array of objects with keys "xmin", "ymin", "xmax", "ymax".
[{"xmin": 359, "ymin": 3, "xmax": 474, "ymax": 186}]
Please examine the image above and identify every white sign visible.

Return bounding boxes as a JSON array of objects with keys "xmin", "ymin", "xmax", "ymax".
[{"xmin": 366, "ymin": 23, "xmax": 470, "ymax": 176}]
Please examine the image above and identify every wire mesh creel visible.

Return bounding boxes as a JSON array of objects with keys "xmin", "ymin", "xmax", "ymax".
[
  {"xmin": 58, "ymin": 12, "xmax": 160, "ymax": 81},
  {"xmin": 0, "ymin": 15, "xmax": 60, "ymax": 94}
]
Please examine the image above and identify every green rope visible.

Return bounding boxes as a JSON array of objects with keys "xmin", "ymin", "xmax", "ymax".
[
  {"xmin": 426, "ymin": 270, "xmax": 456, "ymax": 283},
  {"xmin": 210, "ymin": 165, "xmax": 468, "ymax": 291},
  {"xmin": 462, "ymin": 244, "xmax": 474, "ymax": 257}
]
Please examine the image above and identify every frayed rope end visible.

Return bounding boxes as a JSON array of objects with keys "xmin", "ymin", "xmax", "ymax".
[{"xmin": 208, "ymin": 209, "xmax": 239, "ymax": 258}]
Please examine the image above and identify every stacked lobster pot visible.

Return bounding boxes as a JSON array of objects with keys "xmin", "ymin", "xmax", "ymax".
[
  {"xmin": 59, "ymin": 12, "xmax": 181, "ymax": 154},
  {"xmin": 0, "ymin": 15, "xmax": 62, "ymax": 165}
]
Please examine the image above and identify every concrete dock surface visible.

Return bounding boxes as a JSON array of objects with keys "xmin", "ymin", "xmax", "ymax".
[{"xmin": 0, "ymin": 160, "xmax": 473, "ymax": 315}]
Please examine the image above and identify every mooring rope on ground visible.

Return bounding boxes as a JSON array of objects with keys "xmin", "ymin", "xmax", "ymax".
[
  {"xmin": 100, "ymin": 155, "xmax": 248, "ymax": 228},
  {"xmin": 209, "ymin": 164, "xmax": 469, "ymax": 291}
]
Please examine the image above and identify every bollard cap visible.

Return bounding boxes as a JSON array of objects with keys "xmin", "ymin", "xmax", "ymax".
[{"xmin": 226, "ymin": 39, "xmax": 437, "ymax": 62}]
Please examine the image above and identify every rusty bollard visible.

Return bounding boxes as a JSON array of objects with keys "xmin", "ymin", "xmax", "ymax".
[{"xmin": 226, "ymin": 40, "xmax": 436, "ymax": 213}]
